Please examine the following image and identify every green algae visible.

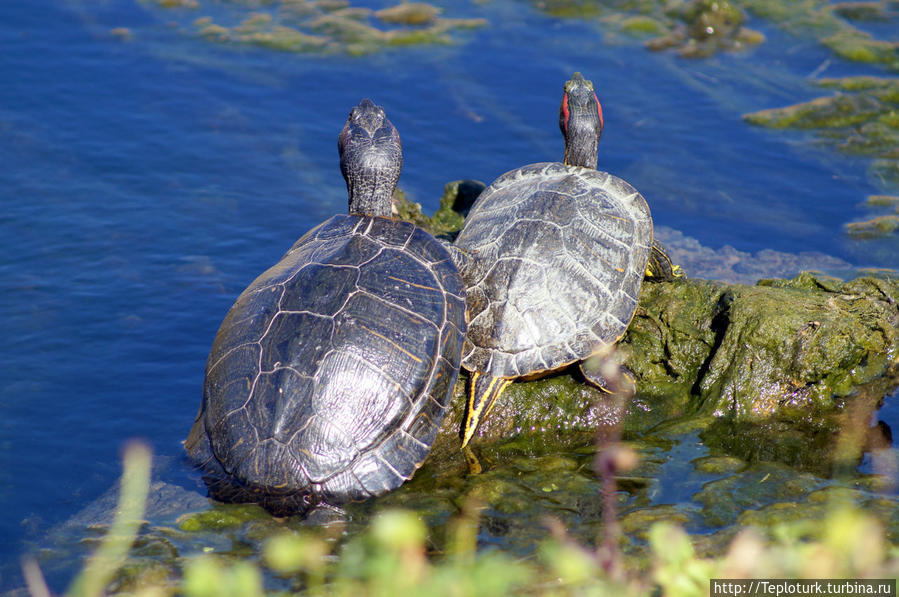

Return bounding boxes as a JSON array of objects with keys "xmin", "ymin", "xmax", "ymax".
[
  {"xmin": 620, "ymin": 15, "xmax": 666, "ymax": 36},
  {"xmin": 692, "ymin": 454, "xmax": 744, "ymax": 474},
  {"xmin": 744, "ymin": 93, "xmax": 886, "ymax": 130},
  {"xmin": 145, "ymin": 0, "xmax": 486, "ymax": 55},
  {"xmin": 154, "ymin": 0, "xmax": 199, "ymax": 8},
  {"xmin": 429, "ymin": 269, "xmax": 899, "ymax": 441},
  {"xmin": 832, "ymin": 2, "xmax": 889, "ymax": 22},
  {"xmin": 392, "ymin": 180, "xmax": 484, "ymax": 240},
  {"xmin": 646, "ymin": 0, "xmax": 764, "ymax": 58},
  {"xmin": 375, "ymin": 2, "xmax": 441, "ymax": 25},
  {"xmin": 693, "ymin": 462, "xmax": 821, "ymax": 528},
  {"xmin": 530, "ymin": 0, "xmax": 764, "ymax": 57},
  {"xmin": 177, "ymin": 503, "xmax": 270, "ymax": 532},
  {"xmin": 738, "ymin": 0, "xmax": 899, "ymax": 71},
  {"xmin": 845, "ymin": 214, "xmax": 899, "ymax": 238},
  {"xmin": 745, "ymin": 76, "xmax": 899, "ymax": 226}
]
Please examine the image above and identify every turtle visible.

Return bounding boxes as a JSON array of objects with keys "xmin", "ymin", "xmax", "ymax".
[
  {"xmin": 185, "ymin": 99, "xmax": 467, "ymax": 516},
  {"xmin": 452, "ymin": 72, "xmax": 663, "ymax": 447}
]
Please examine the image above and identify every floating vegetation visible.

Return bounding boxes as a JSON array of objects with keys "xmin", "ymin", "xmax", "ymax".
[
  {"xmin": 530, "ymin": 0, "xmax": 763, "ymax": 57},
  {"xmin": 139, "ymin": 0, "xmax": 485, "ymax": 55},
  {"xmin": 740, "ymin": 0, "xmax": 898, "ymax": 71},
  {"xmin": 845, "ymin": 214, "xmax": 899, "ymax": 238},
  {"xmin": 528, "ymin": 0, "xmax": 897, "ymax": 64},
  {"xmin": 744, "ymin": 76, "xmax": 899, "ymax": 236},
  {"xmin": 156, "ymin": 0, "xmax": 200, "ymax": 7},
  {"xmin": 375, "ymin": 1, "xmax": 441, "ymax": 25},
  {"xmin": 644, "ymin": 0, "xmax": 765, "ymax": 59}
]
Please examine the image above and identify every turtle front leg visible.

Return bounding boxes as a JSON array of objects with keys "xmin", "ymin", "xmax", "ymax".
[
  {"xmin": 645, "ymin": 239, "xmax": 686, "ymax": 282},
  {"xmin": 461, "ymin": 372, "xmax": 512, "ymax": 448}
]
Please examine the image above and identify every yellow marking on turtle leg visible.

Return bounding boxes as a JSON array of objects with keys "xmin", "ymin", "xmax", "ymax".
[
  {"xmin": 387, "ymin": 275, "xmax": 439, "ymax": 292},
  {"xmin": 461, "ymin": 373, "xmax": 512, "ymax": 448},
  {"xmin": 358, "ymin": 324, "xmax": 422, "ymax": 363}
]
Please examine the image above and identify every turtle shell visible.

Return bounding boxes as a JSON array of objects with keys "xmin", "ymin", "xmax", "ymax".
[
  {"xmin": 453, "ymin": 162, "xmax": 652, "ymax": 379},
  {"xmin": 185, "ymin": 214, "xmax": 466, "ymax": 514}
]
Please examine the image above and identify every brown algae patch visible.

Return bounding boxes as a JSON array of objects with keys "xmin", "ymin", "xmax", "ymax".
[
  {"xmin": 845, "ymin": 215, "xmax": 899, "ymax": 238},
  {"xmin": 375, "ymin": 2, "xmax": 441, "ymax": 25},
  {"xmin": 144, "ymin": 0, "xmax": 485, "ymax": 54}
]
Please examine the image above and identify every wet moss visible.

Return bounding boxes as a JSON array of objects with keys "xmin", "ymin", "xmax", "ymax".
[
  {"xmin": 177, "ymin": 503, "xmax": 270, "ymax": 532},
  {"xmin": 628, "ymin": 273, "xmax": 899, "ymax": 421},
  {"xmin": 694, "ymin": 462, "xmax": 821, "ymax": 528},
  {"xmin": 392, "ymin": 180, "xmax": 484, "ymax": 240},
  {"xmin": 692, "ymin": 454, "xmax": 745, "ymax": 475}
]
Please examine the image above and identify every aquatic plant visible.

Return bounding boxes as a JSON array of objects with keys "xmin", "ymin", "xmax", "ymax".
[
  {"xmin": 137, "ymin": 0, "xmax": 485, "ymax": 55},
  {"xmin": 31, "ymin": 431, "xmax": 899, "ymax": 596},
  {"xmin": 745, "ymin": 76, "xmax": 899, "ymax": 236},
  {"xmin": 740, "ymin": 0, "xmax": 899, "ymax": 71}
]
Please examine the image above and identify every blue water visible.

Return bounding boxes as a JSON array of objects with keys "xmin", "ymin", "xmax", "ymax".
[{"xmin": 1, "ymin": 0, "xmax": 897, "ymax": 591}]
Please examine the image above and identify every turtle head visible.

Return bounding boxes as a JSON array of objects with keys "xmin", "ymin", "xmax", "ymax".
[
  {"xmin": 338, "ymin": 99, "xmax": 403, "ymax": 218},
  {"xmin": 559, "ymin": 72, "xmax": 603, "ymax": 169}
]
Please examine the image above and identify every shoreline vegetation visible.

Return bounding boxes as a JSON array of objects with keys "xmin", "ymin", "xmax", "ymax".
[{"xmin": 30, "ymin": 424, "xmax": 899, "ymax": 596}]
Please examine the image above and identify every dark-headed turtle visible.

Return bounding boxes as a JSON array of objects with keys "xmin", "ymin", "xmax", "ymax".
[
  {"xmin": 185, "ymin": 99, "xmax": 467, "ymax": 515},
  {"xmin": 453, "ymin": 72, "xmax": 658, "ymax": 446}
]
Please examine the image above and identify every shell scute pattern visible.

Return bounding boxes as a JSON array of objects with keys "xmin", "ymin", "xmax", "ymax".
[
  {"xmin": 206, "ymin": 287, "xmax": 281, "ymax": 373},
  {"xmin": 260, "ymin": 312, "xmax": 334, "ymax": 376},
  {"xmin": 356, "ymin": 248, "xmax": 446, "ymax": 324},
  {"xmin": 190, "ymin": 214, "xmax": 466, "ymax": 508},
  {"xmin": 366, "ymin": 215, "xmax": 416, "ymax": 247},
  {"xmin": 455, "ymin": 164, "xmax": 652, "ymax": 378}
]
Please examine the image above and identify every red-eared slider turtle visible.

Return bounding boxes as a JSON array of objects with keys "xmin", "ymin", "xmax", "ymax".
[
  {"xmin": 185, "ymin": 100, "xmax": 467, "ymax": 515},
  {"xmin": 452, "ymin": 72, "xmax": 654, "ymax": 446}
]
